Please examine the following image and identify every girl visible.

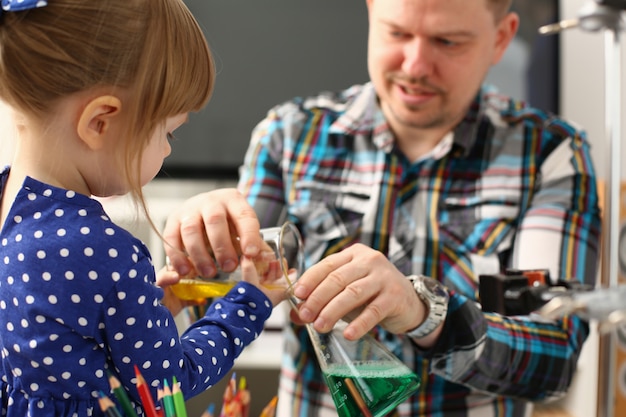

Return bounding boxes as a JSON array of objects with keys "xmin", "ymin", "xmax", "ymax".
[{"xmin": 0, "ymin": 1, "xmax": 286, "ymax": 416}]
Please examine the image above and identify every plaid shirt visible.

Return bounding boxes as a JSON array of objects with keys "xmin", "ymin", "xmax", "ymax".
[{"xmin": 238, "ymin": 82, "xmax": 601, "ymax": 417}]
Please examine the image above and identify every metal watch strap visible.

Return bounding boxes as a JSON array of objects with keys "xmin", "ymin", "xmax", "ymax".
[{"xmin": 405, "ymin": 274, "xmax": 449, "ymax": 339}]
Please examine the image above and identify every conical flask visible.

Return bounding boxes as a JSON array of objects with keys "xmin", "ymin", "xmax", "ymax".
[
  {"xmin": 304, "ymin": 321, "xmax": 420, "ymax": 417},
  {"xmin": 277, "ymin": 224, "xmax": 420, "ymax": 417}
]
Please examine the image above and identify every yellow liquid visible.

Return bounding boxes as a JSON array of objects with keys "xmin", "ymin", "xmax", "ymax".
[{"xmin": 170, "ymin": 279, "xmax": 237, "ymax": 300}]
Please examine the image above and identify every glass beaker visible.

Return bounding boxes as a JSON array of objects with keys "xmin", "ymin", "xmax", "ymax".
[
  {"xmin": 170, "ymin": 222, "xmax": 304, "ymax": 300},
  {"xmin": 305, "ymin": 320, "xmax": 420, "ymax": 417},
  {"xmin": 283, "ymin": 263, "xmax": 420, "ymax": 416}
]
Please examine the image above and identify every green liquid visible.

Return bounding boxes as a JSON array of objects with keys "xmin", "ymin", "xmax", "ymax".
[{"xmin": 322, "ymin": 361, "xmax": 420, "ymax": 417}]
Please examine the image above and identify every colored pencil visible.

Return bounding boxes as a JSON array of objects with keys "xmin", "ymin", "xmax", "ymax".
[
  {"xmin": 162, "ymin": 379, "xmax": 176, "ymax": 417},
  {"xmin": 171, "ymin": 376, "xmax": 188, "ymax": 417},
  {"xmin": 134, "ymin": 365, "xmax": 159, "ymax": 417},
  {"xmin": 344, "ymin": 378, "xmax": 372, "ymax": 417},
  {"xmin": 200, "ymin": 403, "xmax": 215, "ymax": 417},
  {"xmin": 98, "ymin": 390, "xmax": 123, "ymax": 417},
  {"xmin": 259, "ymin": 396, "xmax": 277, "ymax": 417},
  {"xmin": 107, "ymin": 371, "xmax": 139, "ymax": 417}
]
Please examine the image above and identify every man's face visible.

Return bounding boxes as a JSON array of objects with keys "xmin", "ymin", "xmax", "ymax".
[{"xmin": 366, "ymin": 0, "xmax": 517, "ymax": 133}]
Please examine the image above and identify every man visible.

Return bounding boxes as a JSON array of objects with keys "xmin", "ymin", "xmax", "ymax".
[{"xmin": 162, "ymin": 0, "xmax": 601, "ymax": 415}]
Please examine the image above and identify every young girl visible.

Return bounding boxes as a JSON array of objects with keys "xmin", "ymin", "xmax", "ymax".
[{"xmin": 0, "ymin": 1, "xmax": 286, "ymax": 416}]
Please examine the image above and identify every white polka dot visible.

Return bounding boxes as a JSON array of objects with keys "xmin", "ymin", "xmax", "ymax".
[
  {"xmin": 62, "ymin": 372, "xmax": 71, "ymax": 380},
  {"xmin": 117, "ymin": 292, "xmax": 127, "ymax": 300},
  {"xmin": 57, "ymin": 228, "xmax": 66, "ymax": 237},
  {"xmin": 89, "ymin": 271, "xmax": 98, "ymax": 280},
  {"xmin": 30, "ymin": 383, "xmax": 39, "ymax": 391},
  {"xmin": 126, "ymin": 317, "xmax": 136, "ymax": 326},
  {"xmin": 78, "ymin": 209, "xmax": 87, "ymax": 216},
  {"xmin": 84, "ymin": 247, "xmax": 94, "ymax": 256},
  {"xmin": 43, "ymin": 189, "xmax": 52, "ymax": 197},
  {"xmin": 42, "ymin": 272, "xmax": 52, "ymax": 281},
  {"xmin": 114, "ymin": 333, "xmax": 124, "ymax": 341},
  {"xmin": 65, "ymin": 271, "xmax": 74, "ymax": 280},
  {"xmin": 35, "ymin": 316, "xmax": 45, "ymax": 324},
  {"xmin": 237, "ymin": 310, "xmax": 245, "ymax": 317},
  {"xmin": 54, "ymin": 209, "xmax": 64, "ymax": 217},
  {"xmin": 37, "ymin": 250, "xmax": 46, "ymax": 259},
  {"xmin": 17, "ymin": 253, "xmax": 24, "ymax": 261},
  {"xmin": 66, "ymin": 190, "xmax": 75, "ymax": 198},
  {"xmin": 107, "ymin": 307, "xmax": 116, "ymax": 316},
  {"xmin": 142, "ymin": 361, "xmax": 151, "ymax": 369},
  {"xmin": 29, "ymin": 340, "xmax": 37, "ymax": 349},
  {"xmin": 48, "ymin": 295, "xmax": 57, "ymax": 304},
  {"xmin": 33, "ymin": 212, "xmax": 41, "ymax": 220},
  {"xmin": 128, "ymin": 269, "xmax": 137, "ymax": 278},
  {"xmin": 33, "ymin": 230, "xmax": 43, "ymax": 238},
  {"xmin": 15, "ymin": 234, "xmax": 22, "ymax": 242},
  {"xmin": 78, "ymin": 318, "xmax": 88, "ymax": 326},
  {"xmin": 71, "ymin": 294, "xmax": 81, "ymax": 303},
  {"xmin": 109, "ymin": 248, "xmax": 118, "ymax": 258},
  {"xmin": 13, "ymin": 215, "xmax": 22, "ymax": 224},
  {"xmin": 163, "ymin": 360, "xmax": 170, "ymax": 369},
  {"xmin": 63, "ymin": 345, "xmax": 72, "ymax": 353},
  {"xmin": 25, "ymin": 295, "xmax": 34, "ymax": 304},
  {"xmin": 80, "ymin": 227, "xmax": 90, "ymax": 235},
  {"xmin": 27, "ymin": 193, "xmax": 36, "ymax": 201},
  {"xmin": 138, "ymin": 295, "xmax": 146, "ymax": 304},
  {"xmin": 105, "ymin": 228, "xmax": 115, "ymax": 236},
  {"xmin": 20, "ymin": 319, "xmax": 28, "ymax": 328},
  {"xmin": 112, "ymin": 272, "xmax": 120, "ymax": 282},
  {"xmin": 43, "ymin": 357, "xmax": 53, "ymax": 365},
  {"xmin": 6, "ymin": 323, "xmax": 13, "ymax": 331},
  {"xmin": 60, "ymin": 248, "xmax": 69, "ymax": 257},
  {"xmin": 50, "ymin": 334, "xmax": 59, "ymax": 341},
  {"xmin": 94, "ymin": 294, "xmax": 104, "ymax": 303},
  {"xmin": 134, "ymin": 341, "xmax": 144, "ymax": 349}
]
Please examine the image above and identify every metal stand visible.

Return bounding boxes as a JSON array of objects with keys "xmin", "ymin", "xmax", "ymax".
[{"xmin": 539, "ymin": 2, "xmax": 624, "ymax": 417}]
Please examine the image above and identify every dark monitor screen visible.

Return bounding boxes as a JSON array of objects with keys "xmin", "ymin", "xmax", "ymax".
[{"xmin": 163, "ymin": 0, "xmax": 558, "ymax": 179}]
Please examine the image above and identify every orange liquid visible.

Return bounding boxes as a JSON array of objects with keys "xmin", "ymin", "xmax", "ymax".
[{"xmin": 170, "ymin": 279, "xmax": 237, "ymax": 300}]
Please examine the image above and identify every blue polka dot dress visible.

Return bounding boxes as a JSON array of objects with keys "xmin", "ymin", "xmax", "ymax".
[{"xmin": 0, "ymin": 167, "xmax": 273, "ymax": 417}]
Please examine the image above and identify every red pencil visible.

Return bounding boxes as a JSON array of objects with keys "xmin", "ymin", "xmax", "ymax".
[{"xmin": 134, "ymin": 365, "xmax": 159, "ymax": 417}]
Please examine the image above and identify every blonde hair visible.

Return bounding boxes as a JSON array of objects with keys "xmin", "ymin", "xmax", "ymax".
[{"xmin": 0, "ymin": 0, "xmax": 214, "ymax": 225}]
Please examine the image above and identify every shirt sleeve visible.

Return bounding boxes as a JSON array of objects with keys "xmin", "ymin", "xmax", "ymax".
[
  {"xmin": 99, "ymin": 257, "xmax": 272, "ymax": 401},
  {"xmin": 427, "ymin": 132, "xmax": 601, "ymax": 401}
]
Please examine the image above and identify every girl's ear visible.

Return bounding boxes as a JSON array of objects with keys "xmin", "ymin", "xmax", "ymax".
[{"xmin": 76, "ymin": 95, "xmax": 122, "ymax": 150}]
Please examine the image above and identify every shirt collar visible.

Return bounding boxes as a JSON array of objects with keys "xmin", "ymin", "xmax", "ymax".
[{"xmin": 329, "ymin": 82, "xmax": 491, "ymax": 159}]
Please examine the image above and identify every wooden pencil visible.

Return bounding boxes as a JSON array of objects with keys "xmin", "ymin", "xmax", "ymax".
[
  {"xmin": 107, "ymin": 371, "xmax": 139, "ymax": 417},
  {"xmin": 161, "ymin": 379, "xmax": 176, "ymax": 417},
  {"xmin": 258, "ymin": 396, "xmax": 277, "ymax": 417},
  {"xmin": 344, "ymin": 378, "xmax": 373, "ymax": 417},
  {"xmin": 171, "ymin": 376, "xmax": 188, "ymax": 417},
  {"xmin": 134, "ymin": 365, "xmax": 159, "ymax": 417},
  {"xmin": 98, "ymin": 391, "xmax": 123, "ymax": 417}
]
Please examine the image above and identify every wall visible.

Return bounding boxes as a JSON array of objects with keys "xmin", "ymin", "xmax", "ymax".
[{"xmin": 560, "ymin": 1, "xmax": 625, "ymax": 416}]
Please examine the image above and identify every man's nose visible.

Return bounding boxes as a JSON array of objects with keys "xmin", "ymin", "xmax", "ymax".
[{"xmin": 401, "ymin": 38, "xmax": 435, "ymax": 80}]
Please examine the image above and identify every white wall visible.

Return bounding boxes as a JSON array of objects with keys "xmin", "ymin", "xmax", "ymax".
[{"xmin": 560, "ymin": 1, "xmax": 625, "ymax": 416}]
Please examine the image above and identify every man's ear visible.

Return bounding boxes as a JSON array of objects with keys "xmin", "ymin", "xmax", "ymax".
[
  {"xmin": 76, "ymin": 95, "xmax": 122, "ymax": 150},
  {"xmin": 492, "ymin": 12, "xmax": 520, "ymax": 65}
]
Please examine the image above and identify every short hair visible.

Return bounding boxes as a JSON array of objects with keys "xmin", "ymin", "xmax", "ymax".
[{"xmin": 487, "ymin": 0, "xmax": 514, "ymax": 21}]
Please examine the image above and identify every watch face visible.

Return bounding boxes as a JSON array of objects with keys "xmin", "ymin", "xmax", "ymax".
[{"xmin": 423, "ymin": 278, "xmax": 449, "ymax": 299}]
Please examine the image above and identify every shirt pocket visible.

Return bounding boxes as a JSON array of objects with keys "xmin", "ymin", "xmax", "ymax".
[
  {"xmin": 289, "ymin": 181, "xmax": 370, "ymax": 264},
  {"xmin": 438, "ymin": 194, "xmax": 521, "ymax": 256}
]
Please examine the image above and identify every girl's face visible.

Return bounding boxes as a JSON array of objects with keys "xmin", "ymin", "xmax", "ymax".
[{"xmin": 139, "ymin": 113, "xmax": 188, "ymax": 187}]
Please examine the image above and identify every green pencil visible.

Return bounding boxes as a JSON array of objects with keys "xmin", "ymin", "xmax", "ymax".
[
  {"xmin": 162, "ymin": 379, "xmax": 176, "ymax": 417},
  {"xmin": 107, "ymin": 371, "xmax": 139, "ymax": 417},
  {"xmin": 171, "ymin": 376, "xmax": 188, "ymax": 417}
]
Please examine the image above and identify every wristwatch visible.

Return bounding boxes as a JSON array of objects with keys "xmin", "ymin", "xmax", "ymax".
[{"xmin": 405, "ymin": 275, "xmax": 449, "ymax": 339}]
